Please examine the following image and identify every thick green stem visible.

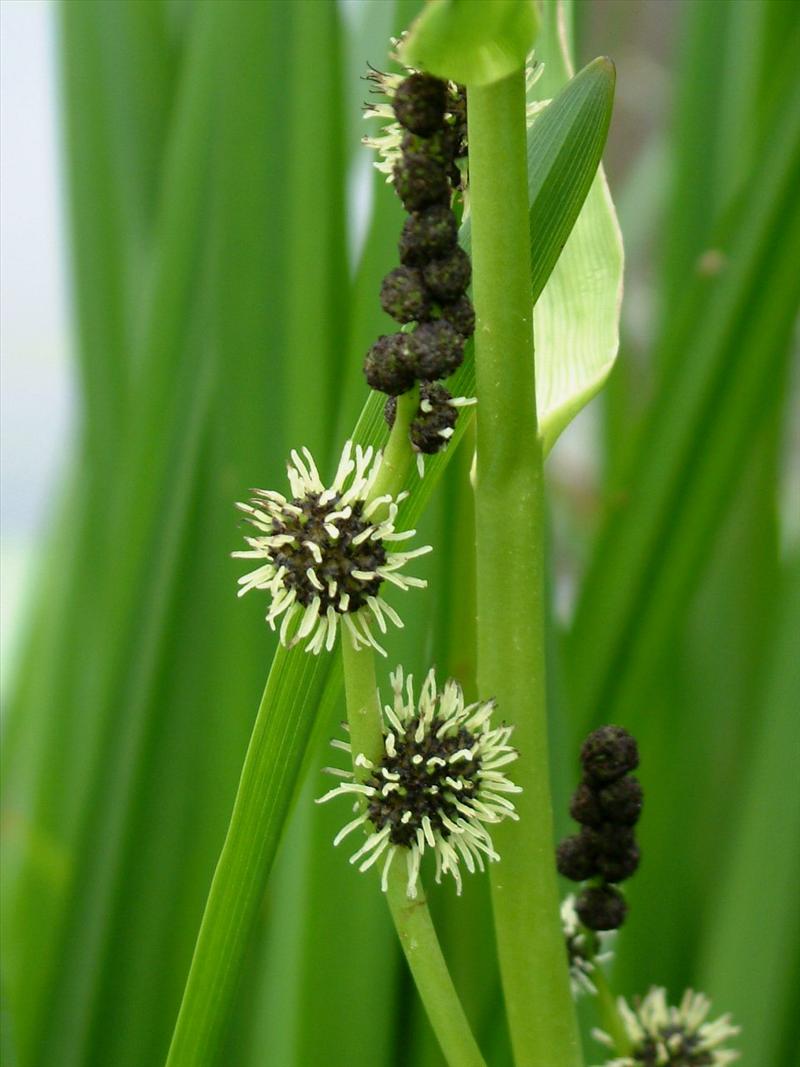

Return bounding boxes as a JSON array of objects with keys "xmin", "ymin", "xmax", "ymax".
[
  {"xmin": 370, "ymin": 385, "xmax": 418, "ymax": 500},
  {"xmin": 468, "ymin": 71, "xmax": 582, "ymax": 1066},
  {"xmin": 592, "ymin": 969, "xmax": 631, "ymax": 1056},
  {"xmin": 341, "ymin": 622, "xmax": 384, "ymax": 773},
  {"xmin": 340, "ymin": 635, "xmax": 486, "ymax": 1067}
]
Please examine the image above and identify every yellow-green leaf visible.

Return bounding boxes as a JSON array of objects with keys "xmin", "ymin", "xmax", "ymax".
[{"xmin": 533, "ymin": 0, "xmax": 623, "ymax": 454}]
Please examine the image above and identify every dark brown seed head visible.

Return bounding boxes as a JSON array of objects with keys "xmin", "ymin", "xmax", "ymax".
[
  {"xmin": 380, "ymin": 266, "xmax": 432, "ymax": 324},
  {"xmin": 598, "ymin": 776, "xmax": 643, "ymax": 826},
  {"xmin": 556, "ymin": 830, "xmax": 599, "ymax": 882},
  {"xmin": 399, "ymin": 205, "xmax": 459, "ymax": 267},
  {"xmin": 410, "ymin": 383, "xmax": 458, "ymax": 455},
  {"xmin": 411, "ymin": 320, "xmax": 465, "ymax": 380},
  {"xmin": 597, "ymin": 843, "xmax": 641, "ymax": 883},
  {"xmin": 583, "ymin": 822, "xmax": 637, "ymax": 859},
  {"xmin": 569, "ymin": 780, "xmax": 604, "ymax": 828},
  {"xmin": 364, "ymin": 334, "xmax": 417, "ymax": 395},
  {"xmin": 439, "ymin": 294, "xmax": 475, "ymax": 339},
  {"xmin": 580, "ymin": 725, "xmax": 639, "ymax": 784},
  {"xmin": 393, "ymin": 73, "xmax": 447, "ymax": 136},
  {"xmin": 393, "ymin": 152, "xmax": 450, "ymax": 212},
  {"xmin": 575, "ymin": 884, "xmax": 627, "ymax": 931},
  {"xmin": 401, "ymin": 129, "xmax": 456, "ymax": 168},
  {"xmin": 422, "ymin": 246, "xmax": 472, "ymax": 302}
]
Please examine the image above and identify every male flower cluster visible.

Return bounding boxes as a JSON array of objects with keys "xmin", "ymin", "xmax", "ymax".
[
  {"xmin": 556, "ymin": 725, "xmax": 642, "ymax": 930},
  {"xmin": 363, "ymin": 70, "xmax": 474, "ymax": 467}
]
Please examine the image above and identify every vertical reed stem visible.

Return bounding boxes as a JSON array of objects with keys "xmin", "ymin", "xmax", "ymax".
[{"xmin": 468, "ymin": 69, "xmax": 582, "ymax": 1067}]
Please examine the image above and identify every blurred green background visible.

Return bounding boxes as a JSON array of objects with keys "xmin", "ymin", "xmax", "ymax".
[{"xmin": 1, "ymin": 1, "xmax": 798, "ymax": 1065}]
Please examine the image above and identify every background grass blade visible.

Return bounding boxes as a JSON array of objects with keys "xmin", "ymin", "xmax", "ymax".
[
  {"xmin": 697, "ymin": 554, "xmax": 800, "ymax": 1064},
  {"xmin": 566, "ymin": 83, "xmax": 800, "ymax": 734},
  {"xmin": 1, "ymin": 2, "xmax": 197, "ymax": 1060},
  {"xmin": 563, "ymin": 17, "xmax": 800, "ymax": 1017}
]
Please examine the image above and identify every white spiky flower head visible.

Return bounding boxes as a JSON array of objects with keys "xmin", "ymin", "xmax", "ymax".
[
  {"xmin": 318, "ymin": 667, "xmax": 521, "ymax": 898},
  {"xmin": 593, "ymin": 987, "xmax": 740, "ymax": 1066},
  {"xmin": 233, "ymin": 441, "xmax": 431, "ymax": 656},
  {"xmin": 561, "ymin": 893, "xmax": 615, "ymax": 998}
]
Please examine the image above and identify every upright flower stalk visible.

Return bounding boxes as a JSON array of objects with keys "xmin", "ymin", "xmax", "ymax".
[
  {"xmin": 468, "ymin": 70, "xmax": 582, "ymax": 1066},
  {"xmin": 338, "ymin": 397, "xmax": 487, "ymax": 1067}
]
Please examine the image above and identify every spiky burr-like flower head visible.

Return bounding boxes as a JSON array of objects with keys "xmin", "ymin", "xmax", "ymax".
[
  {"xmin": 594, "ymin": 987, "xmax": 740, "ymax": 1066},
  {"xmin": 399, "ymin": 205, "xmax": 459, "ymax": 267},
  {"xmin": 422, "ymin": 245, "xmax": 472, "ymax": 302},
  {"xmin": 318, "ymin": 668, "xmax": 521, "ymax": 898},
  {"xmin": 233, "ymin": 442, "xmax": 431, "ymax": 656},
  {"xmin": 439, "ymin": 293, "xmax": 475, "ymax": 338},
  {"xmin": 412, "ymin": 320, "xmax": 465, "ymax": 380},
  {"xmin": 580, "ymin": 725, "xmax": 639, "ymax": 784},
  {"xmin": 392, "ymin": 72, "xmax": 447, "ymax": 136},
  {"xmin": 576, "ymin": 884, "xmax": 627, "ymax": 931},
  {"xmin": 364, "ymin": 333, "xmax": 418, "ymax": 395},
  {"xmin": 379, "ymin": 265, "xmax": 432, "ymax": 324}
]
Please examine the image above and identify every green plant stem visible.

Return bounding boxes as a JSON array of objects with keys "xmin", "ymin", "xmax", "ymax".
[
  {"xmin": 468, "ymin": 70, "xmax": 582, "ymax": 1067},
  {"xmin": 340, "ymin": 619, "xmax": 385, "ymax": 776},
  {"xmin": 340, "ymin": 635, "xmax": 485, "ymax": 1067},
  {"xmin": 370, "ymin": 384, "xmax": 418, "ymax": 499},
  {"xmin": 339, "ymin": 395, "xmax": 485, "ymax": 1067},
  {"xmin": 591, "ymin": 968, "xmax": 631, "ymax": 1056},
  {"xmin": 384, "ymin": 870, "xmax": 485, "ymax": 1067}
]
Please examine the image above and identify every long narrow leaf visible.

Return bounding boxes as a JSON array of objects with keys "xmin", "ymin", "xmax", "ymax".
[
  {"xmin": 698, "ymin": 557, "xmax": 800, "ymax": 1063},
  {"xmin": 566, "ymin": 83, "xmax": 800, "ymax": 733}
]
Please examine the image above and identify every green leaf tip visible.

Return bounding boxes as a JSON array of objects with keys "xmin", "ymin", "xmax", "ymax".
[
  {"xmin": 592, "ymin": 55, "xmax": 616, "ymax": 78},
  {"xmin": 399, "ymin": 0, "xmax": 540, "ymax": 86}
]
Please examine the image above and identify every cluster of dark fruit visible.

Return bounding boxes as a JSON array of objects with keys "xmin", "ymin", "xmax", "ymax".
[
  {"xmin": 556, "ymin": 725, "xmax": 643, "ymax": 931},
  {"xmin": 363, "ymin": 72, "xmax": 473, "ymax": 456}
]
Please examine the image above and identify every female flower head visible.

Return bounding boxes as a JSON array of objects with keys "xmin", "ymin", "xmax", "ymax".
[
  {"xmin": 594, "ymin": 987, "xmax": 740, "ymax": 1066},
  {"xmin": 318, "ymin": 667, "xmax": 521, "ymax": 898},
  {"xmin": 234, "ymin": 442, "xmax": 430, "ymax": 656}
]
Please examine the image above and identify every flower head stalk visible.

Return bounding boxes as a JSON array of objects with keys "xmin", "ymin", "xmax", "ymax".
[
  {"xmin": 319, "ymin": 667, "xmax": 520, "ymax": 898},
  {"xmin": 234, "ymin": 441, "xmax": 431, "ymax": 655},
  {"xmin": 593, "ymin": 987, "xmax": 740, "ymax": 1066},
  {"xmin": 561, "ymin": 894, "xmax": 615, "ymax": 999}
]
